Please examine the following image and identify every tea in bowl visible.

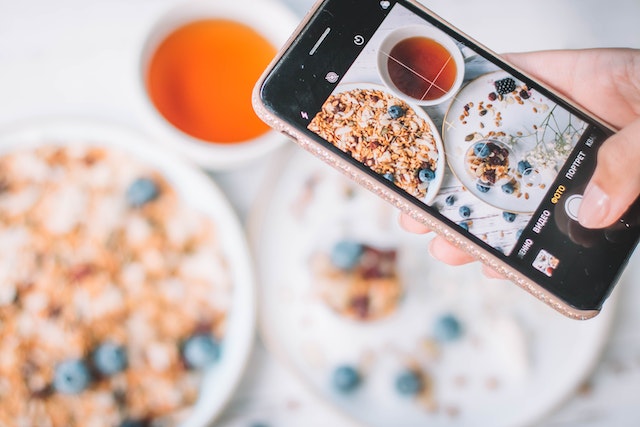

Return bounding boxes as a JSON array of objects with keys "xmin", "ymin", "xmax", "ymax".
[
  {"xmin": 377, "ymin": 25, "xmax": 464, "ymax": 106},
  {"xmin": 140, "ymin": 0, "xmax": 298, "ymax": 169}
]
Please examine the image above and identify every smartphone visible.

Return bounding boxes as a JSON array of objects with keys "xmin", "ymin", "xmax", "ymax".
[{"xmin": 253, "ymin": 0, "xmax": 640, "ymax": 319}]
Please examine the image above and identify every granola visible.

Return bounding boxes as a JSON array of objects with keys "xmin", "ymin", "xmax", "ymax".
[
  {"xmin": 308, "ymin": 87, "xmax": 439, "ymax": 199},
  {"xmin": 310, "ymin": 241, "xmax": 401, "ymax": 321},
  {"xmin": 465, "ymin": 140, "xmax": 511, "ymax": 185},
  {"xmin": 0, "ymin": 143, "xmax": 232, "ymax": 427}
]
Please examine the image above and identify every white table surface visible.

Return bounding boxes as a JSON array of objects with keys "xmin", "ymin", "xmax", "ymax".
[{"xmin": 1, "ymin": 0, "xmax": 640, "ymax": 426}]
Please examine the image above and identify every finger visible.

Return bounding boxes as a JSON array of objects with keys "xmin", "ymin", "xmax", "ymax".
[
  {"xmin": 428, "ymin": 236, "xmax": 475, "ymax": 265},
  {"xmin": 578, "ymin": 117, "xmax": 640, "ymax": 228},
  {"xmin": 481, "ymin": 264, "xmax": 506, "ymax": 280},
  {"xmin": 398, "ymin": 213, "xmax": 431, "ymax": 234},
  {"xmin": 504, "ymin": 49, "xmax": 640, "ymax": 129}
]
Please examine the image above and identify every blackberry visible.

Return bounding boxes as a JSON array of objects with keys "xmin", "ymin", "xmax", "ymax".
[{"xmin": 494, "ymin": 77, "xmax": 516, "ymax": 95}]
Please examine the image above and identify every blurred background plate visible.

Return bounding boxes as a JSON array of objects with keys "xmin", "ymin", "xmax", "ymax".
[
  {"xmin": 249, "ymin": 146, "xmax": 617, "ymax": 427},
  {"xmin": 0, "ymin": 117, "xmax": 256, "ymax": 426}
]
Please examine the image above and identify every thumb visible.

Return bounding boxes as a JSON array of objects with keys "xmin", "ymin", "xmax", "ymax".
[{"xmin": 578, "ymin": 117, "xmax": 640, "ymax": 228}]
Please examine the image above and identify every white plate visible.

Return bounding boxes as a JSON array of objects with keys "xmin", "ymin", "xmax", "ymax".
[
  {"xmin": 0, "ymin": 117, "xmax": 256, "ymax": 427},
  {"xmin": 250, "ymin": 147, "xmax": 616, "ymax": 427},
  {"xmin": 320, "ymin": 82, "xmax": 446, "ymax": 205},
  {"xmin": 443, "ymin": 70, "xmax": 588, "ymax": 213}
]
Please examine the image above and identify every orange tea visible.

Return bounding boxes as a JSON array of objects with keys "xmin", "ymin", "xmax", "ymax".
[
  {"xmin": 387, "ymin": 36, "xmax": 457, "ymax": 102},
  {"xmin": 146, "ymin": 19, "xmax": 276, "ymax": 144}
]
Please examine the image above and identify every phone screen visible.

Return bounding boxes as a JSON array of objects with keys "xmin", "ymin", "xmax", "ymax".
[{"xmin": 259, "ymin": 0, "xmax": 639, "ymax": 311}]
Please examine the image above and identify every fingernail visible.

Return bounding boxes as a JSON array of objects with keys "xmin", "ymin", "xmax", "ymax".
[{"xmin": 578, "ymin": 183, "xmax": 610, "ymax": 228}]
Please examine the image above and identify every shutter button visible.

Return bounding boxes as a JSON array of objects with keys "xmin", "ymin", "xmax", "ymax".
[{"xmin": 564, "ymin": 194, "xmax": 583, "ymax": 221}]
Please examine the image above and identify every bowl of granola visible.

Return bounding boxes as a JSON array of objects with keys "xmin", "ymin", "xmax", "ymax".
[
  {"xmin": 308, "ymin": 83, "xmax": 445, "ymax": 205},
  {"xmin": 464, "ymin": 139, "xmax": 513, "ymax": 190},
  {"xmin": 0, "ymin": 118, "xmax": 255, "ymax": 427}
]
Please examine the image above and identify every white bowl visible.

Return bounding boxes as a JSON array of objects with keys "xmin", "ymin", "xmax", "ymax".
[
  {"xmin": 377, "ymin": 24, "xmax": 464, "ymax": 107},
  {"xmin": 139, "ymin": 0, "xmax": 299, "ymax": 170}
]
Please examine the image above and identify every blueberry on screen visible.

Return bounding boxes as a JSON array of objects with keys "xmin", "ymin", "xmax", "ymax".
[
  {"xmin": 501, "ymin": 182, "xmax": 515, "ymax": 194},
  {"xmin": 473, "ymin": 142, "xmax": 491, "ymax": 158},
  {"xmin": 388, "ymin": 105, "xmax": 406, "ymax": 119},
  {"xmin": 458, "ymin": 221, "xmax": 470, "ymax": 231},
  {"xmin": 445, "ymin": 195, "xmax": 455, "ymax": 206},
  {"xmin": 53, "ymin": 359, "xmax": 92, "ymax": 394},
  {"xmin": 458, "ymin": 205, "xmax": 471, "ymax": 218},
  {"xmin": 182, "ymin": 334, "xmax": 221, "ymax": 369},
  {"xmin": 332, "ymin": 365, "xmax": 362, "ymax": 393},
  {"xmin": 382, "ymin": 172, "xmax": 395, "ymax": 182},
  {"xmin": 418, "ymin": 168, "xmax": 436, "ymax": 182},
  {"xmin": 503, "ymin": 211, "xmax": 517, "ymax": 223},
  {"xmin": 476, "ymin": 182, "xmax": 491, "ymax": 193},
  {"xmin": 517, "ymin": 160, "xmax": 533, "ymax": 175}
]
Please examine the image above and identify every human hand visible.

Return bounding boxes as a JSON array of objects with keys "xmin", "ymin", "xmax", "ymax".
[{"xmin": 401, "ymin": 48, "xmax": 640, "ymax": 269}]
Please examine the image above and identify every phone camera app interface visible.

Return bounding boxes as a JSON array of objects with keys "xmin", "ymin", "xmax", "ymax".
[{"xmin": 306, "ymin": 2, "xmax": 599, "ymax": 268}]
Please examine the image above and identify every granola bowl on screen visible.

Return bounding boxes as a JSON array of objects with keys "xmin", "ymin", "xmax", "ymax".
[
  {"xmin": 308, "ymin": 83, "xmax": 445, "ymax": 205},
  {"xmin": 0, "ymin": 119, "xmax": 255, "ymax": 427}
]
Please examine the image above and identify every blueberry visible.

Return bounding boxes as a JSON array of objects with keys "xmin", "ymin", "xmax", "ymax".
[
  {"xmin": 445, "ymin": 195, "xmax": 455, "ymax": 206},
  {"xmin": 182, "ymin": 334, "xmax": 221, "ymax": 369},
  {"xmin": 458, "ymin": 221, "xmax": 470, "ymax": 231},
  {"xmin": 476, "ymin": 182, "xmax": 491, "ymax": 193},
  {"xmin": 332, "ymin": 365, "xmax": 361, "ymax": 393},
  {"xmin": 395, "ymin": 370, "xmax": 423, "ymax": 396},
  {"xmin": 93, "ymin": 342, "xmax": 127, "ymax": 376},
  {"xmin": 517, "ymin": 160, "xmax": 533, "ymax": 175},
  {"xmin": 126, "ymin": 177, "xmax": 160, "ymax": 207},
  {"xmin": 53, "ymin": 359, "xmax": 91, "ymax": 394},
  {"xmin": 418, "ymin": 168, "xmax": 436, "ymax": 182},
  {"xmin": 516, "ymin": 229, "xmax": 523, "ymax": 238},
  {"xmin": 433, "ymin": 314, "xmax": 463, "ymax": 342},
  {"xmin": 382, "ymin": 172, "xmax": 395, "ymax": 182},
  {"xmin": 503, "ymin": 211, "xmax": 517, "ymax": 222},
  {"xmin": 501, "ymin": 182, "xmax": 515, "ymax": 194},
  {"xmin": 473, "ymin": 142, "xmax": 491, "ymax": 158},
  {"xmin": 330, "ymin": 240, "xmax": 364, "ymax": 270},
  {"xmin": 458, "ymin": 205, "xmax": 471, "ymax": 218},
  {"xmin": 388, "ymin": 105, "xmax": 406, "ymax": 119}
]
